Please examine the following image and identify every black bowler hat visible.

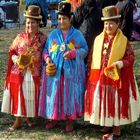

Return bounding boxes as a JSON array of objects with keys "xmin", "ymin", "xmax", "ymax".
[{"xmin": 57, "ymin": 2, "xmax": 73, "ymax": 16}]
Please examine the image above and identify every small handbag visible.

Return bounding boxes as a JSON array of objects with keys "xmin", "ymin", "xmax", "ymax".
[
  {"xmin": 1, "ymin": 87, "xmax": 11, "ymax": 113},
  {"xmin": 46, "ymin": 63, "xmax": 56, "ymax": 76},
  {"xmin": 104, "ymin": 64, "xmax": 119, "ymax": 81},
  {"xmin": 18, "ymin": 54, "xmax": 32, "ymax": 69}
]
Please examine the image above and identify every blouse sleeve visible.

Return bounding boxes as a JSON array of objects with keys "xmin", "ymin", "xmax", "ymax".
[{"xmin": 43, "ymin": 40, "xmax": 50, "ymax": 62}]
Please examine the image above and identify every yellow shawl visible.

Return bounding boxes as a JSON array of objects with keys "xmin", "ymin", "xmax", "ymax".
[{"xmin": 91, "ymin": 29, "xmax": 127, "ymax": 69}]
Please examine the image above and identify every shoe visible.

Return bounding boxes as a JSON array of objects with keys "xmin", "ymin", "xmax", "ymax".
[
  {"xmin": 7, "ymin": 127, "xmax": 15, "ymax": 132},
  {"xmin": 46, "ymin": 121, "xmax": 56, "ymax": 130},
  {"xmin": 65, "ymin": 125, "xmax": 73, "ymax": 132},
  {"xmin": 65, "ymin": 123, "xmax": 73, "ymax": 132},
  {"xmin": 102, "ymin": 133, "xmax": 113, "ymax": 140},
  {"xmin": 26, "ymin": 118, "xmax": 35, "ymax": 127},
  {"xmin": 7, "ymin": 125, "xmax": 21, "ymax": 132},
  {"xmin": 27, "ymin": 122, "xmax": 36, "ymax": 127},
  {"xmin": 102, "ymin": 133, "xmax": 121, "ymax": 140}
]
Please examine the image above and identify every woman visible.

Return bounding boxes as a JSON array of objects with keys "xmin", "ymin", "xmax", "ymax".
[
  {"xmin": 84, "ymin": 5, "xmax": 140, "ymax": 139},
  {"xmin": 39, "ymin": 2, "xmax": 88, "ymax": 132},
  {"xmin": 1, "ymin": 5, "xmax": 46, "ymax": 131}
]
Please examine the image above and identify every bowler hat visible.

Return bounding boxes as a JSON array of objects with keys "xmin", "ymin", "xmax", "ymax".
[
  {"xmin": 101, "ymin": 5, "xmax": 121, "ymax": 21},
  {"xmin": 57, "ymin": 2, "xmax": 73, "ymax": 15},
  {"xmin": 24, "ymin": 5, "xmax": 42, "ymax": 20}
]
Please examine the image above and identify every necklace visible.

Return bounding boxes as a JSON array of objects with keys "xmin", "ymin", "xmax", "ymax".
[{"xmin": 26, "ymin": 32, "xmax": 39, "ymax": 54}]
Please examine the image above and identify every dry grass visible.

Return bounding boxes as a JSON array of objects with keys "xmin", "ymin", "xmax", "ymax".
[{"xmin": 0, "ymin": 26, "xmax": 140, "ymax": 140}]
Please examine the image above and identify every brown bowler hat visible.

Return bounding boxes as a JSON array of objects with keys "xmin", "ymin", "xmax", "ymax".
[
  {"xmin": 24, "ymin": 5, "xmax": 42, "ymax": 19},
  {"xmin": 101, "ymin": 5, "xmax": 121, "ymax": 21}
]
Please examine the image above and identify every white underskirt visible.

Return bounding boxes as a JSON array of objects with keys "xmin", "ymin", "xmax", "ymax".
[
  {"xmin": 14, "ymin": 70, "xmax": 35, "ymax": 117},
  {"xmin": 84, "ymin": 80, "xmax": 140, "ymax": 126}
]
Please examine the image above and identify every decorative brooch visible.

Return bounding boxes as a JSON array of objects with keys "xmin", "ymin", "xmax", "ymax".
[
  {"xmin": 103, "ymin": 43, "xmax": 109, "ymax": 55},
  {"xmin": 60, "ymin": 42, "xmax": 66, "ymax": 52}
]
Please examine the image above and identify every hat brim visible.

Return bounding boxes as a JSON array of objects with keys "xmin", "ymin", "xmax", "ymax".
[
  {"xmin": 24, "ymin": 13, "xmax": 42, "ymax": 19},
  {"xmin": 101, "ymin": 15, "xmax": 121, "ymax": 21},
  {"xmin": 57, "ymin": 11, "xmax": 73, "ymax": 16}
]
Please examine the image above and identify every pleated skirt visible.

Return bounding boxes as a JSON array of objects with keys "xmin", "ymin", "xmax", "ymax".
[
  {"xmin": 12, "ymin": 70, "xmax": 36, "ymax": 117},
  {"xmin": 84, "ymin": 80, "xmax": 140, "ymax": 126}
]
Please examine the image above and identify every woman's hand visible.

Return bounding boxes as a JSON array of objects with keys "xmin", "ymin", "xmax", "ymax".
[
  {"xmin": 11, "ymin": 55, "xmax": 19, "ymax": 65},
  {"xmin": 63, "ymin": 50, "xmax": 76, "ymax": 60},
  {"xmin": 46, "ymin": 57, "xmax": 52, "ymax": 65},
  {"xmin": 63, "ymin": 52, "xmax": 70, "ymax": 60},
  {"xmin": 113, "ymin": 61, "xmax": 123, "ymax": 69}
]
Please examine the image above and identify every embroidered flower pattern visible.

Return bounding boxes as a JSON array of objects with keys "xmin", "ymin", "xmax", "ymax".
[
  {"xmin": 67, "ymin": 39, "xmax": 80, "ymax": 50},
  {"xmin": 49, "ymin": 39, "xmax": 80, "ymax": 53},
  {"xmin": 49, "ymin": 40, "xmax": 59, "ymax": 53}
]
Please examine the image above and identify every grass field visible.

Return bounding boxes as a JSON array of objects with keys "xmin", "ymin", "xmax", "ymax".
[{"xmin": 0, "ymin": 26, "xmax": 140, "ymax": 140}]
